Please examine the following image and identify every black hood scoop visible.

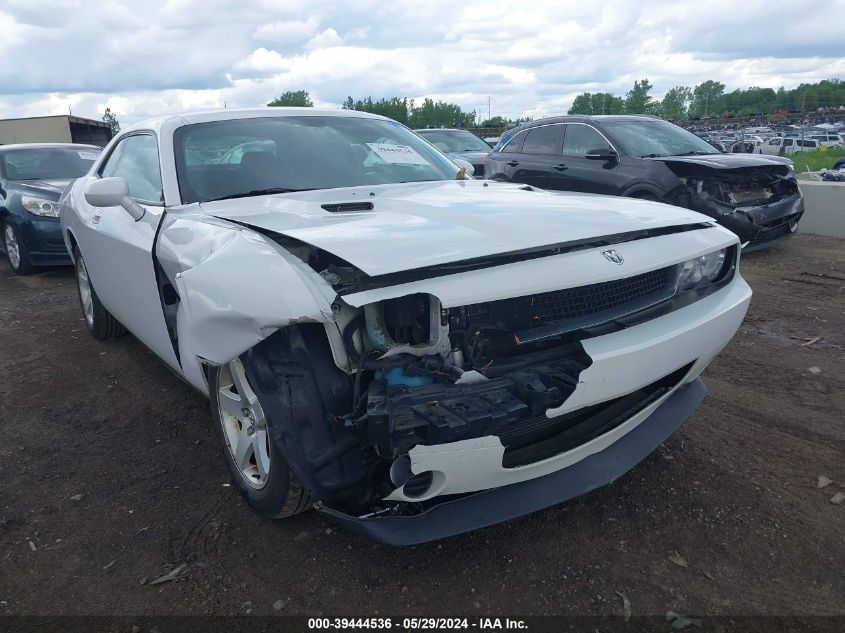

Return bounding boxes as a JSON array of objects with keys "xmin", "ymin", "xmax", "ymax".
[{"xmin": 321, "ymin": 201, "xmax": 374, "ymax": 213}]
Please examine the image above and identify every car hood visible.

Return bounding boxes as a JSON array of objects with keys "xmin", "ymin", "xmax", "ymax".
[
  {"xmin": 11, "ymin": 179, "xmax": 74, "ymax": 199},
  {"xmin": 201, "ymin": 180, "xmax": 709, "ymax": 277},
  {"xmin": 649, "ymin": 153, "xmax": 793, "ymax": 170}
]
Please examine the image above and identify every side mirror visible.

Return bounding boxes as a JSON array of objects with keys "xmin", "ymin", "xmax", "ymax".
[
  {"xmin": 84, "ymin": 177, "xmax": 145, "ymax": 221},
  {"xmin": 585, "ymin": 148, "xmax": 618, "ymax": 161},
  {"xmin": 452, "ymin": 158, "xmax": 475, "ymax": 176}
]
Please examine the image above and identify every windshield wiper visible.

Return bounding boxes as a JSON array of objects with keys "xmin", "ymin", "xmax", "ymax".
[
  {"xmin": 669, "ymin": 151, "xmax": 717, "ymax": 156},
  {"xmin": 640, "ymin": 153, "xmax": 662, "ymax": 158},
  {"xmin": 208, "ymin": 187, "xmax": 310, "ymax": 201}
]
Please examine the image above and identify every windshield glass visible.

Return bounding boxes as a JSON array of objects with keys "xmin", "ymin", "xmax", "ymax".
[
  {"xmin": 1, "ymin": 147, "xmax": 99, "ymax": 181},
  {"xmin": 416, "ymin": 129, "xmax": 492, "ymax": 153},
  {"xmin": 174, "ymin": 115, "xmax": 460, "ymax": 203},
  {"xmin": 603, "ymin": 120, "xmax": 721, "ymax": 157}
]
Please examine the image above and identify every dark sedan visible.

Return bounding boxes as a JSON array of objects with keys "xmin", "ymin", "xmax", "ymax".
[
  {"xmin": 485, "ymin": 115, "xmax": 804, "ymax": 251},
  {"xmin": 415, "ymin": 128, "xmax": 492, "ymax": 177},
  {"xmin": 1, "ymin": 143, "xmax": 100, "ymax": 274}
]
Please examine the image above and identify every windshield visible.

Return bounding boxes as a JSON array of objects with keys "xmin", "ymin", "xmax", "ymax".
[
  {"xmin": 1, "ymin": 147, "xmax": 99, "ymax": 181},
  {"xmin": 174, "ymin": 115, "xmax": 460, "ymax": 203},
  {"xmin": 602, "ymin": 120, "xmax": 721, "ymax": 157},
  {"xmin": 416, "ymin": 129, "xmax": 492, "ymax": 153}
]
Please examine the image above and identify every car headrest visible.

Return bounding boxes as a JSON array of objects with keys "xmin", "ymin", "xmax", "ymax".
[{"xmin": 240, "ymin": 151, "xmax": 277, "ymax": 171}]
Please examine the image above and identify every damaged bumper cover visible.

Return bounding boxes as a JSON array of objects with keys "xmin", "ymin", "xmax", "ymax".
[
  {"xmin": 320, "ymin": 277, "xmax": 750, "ymax": 543},
  {"xmin": 714, "ymin": 195, "xmax": 803, "ymax": 251},
  {"xmin": 661, "ymin": 157, "xmax": 804, "ymax": 250},
  {"xmin": 319, "ymin": 377, "xmax": 707, "ymax": 545}
]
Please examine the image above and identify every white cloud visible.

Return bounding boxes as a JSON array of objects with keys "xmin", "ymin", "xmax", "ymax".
[
  {"xmin": 0, "ymin": 0, "xmax": 842, "ymax": 126},
  {"xmin": 253, "ymin": 17, "xmax": 319, "ymax": 41},
  {"xmin": 304, "ymin": 27, "xmax": 343, "ymax": 50}
]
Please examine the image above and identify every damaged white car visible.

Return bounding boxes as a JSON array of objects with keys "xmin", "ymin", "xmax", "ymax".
[{"xmin": 60, "ymin": 109, "xmax": 751, "ymax": 544}]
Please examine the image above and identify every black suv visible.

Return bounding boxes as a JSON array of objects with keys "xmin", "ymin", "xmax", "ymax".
[{"xmin": 485, "ymin": 115, "xmax": 804, "ymax": 250}]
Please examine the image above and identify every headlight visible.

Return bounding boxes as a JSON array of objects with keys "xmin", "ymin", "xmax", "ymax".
[
  {"xmin": 677, "ymin": 249, "xmax": 727, "ymax": 291},
  {"xmin": 21, "ymin": 196, "xmax": 60, "ymax": 217}
]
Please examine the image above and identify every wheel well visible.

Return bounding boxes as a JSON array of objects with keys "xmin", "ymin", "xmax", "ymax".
[
  {"xmin": 629, "ymin": 189, "xmax": 661, "ymax": 201},
  {"xmin": 66, "ymin": 229, "xmax": 78, "ymax": 255}
]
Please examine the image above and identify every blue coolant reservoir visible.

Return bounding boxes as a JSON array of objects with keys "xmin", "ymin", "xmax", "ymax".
[{"xmin": 378, "ymin": 367, "xmax": 434, "ymax": 387}]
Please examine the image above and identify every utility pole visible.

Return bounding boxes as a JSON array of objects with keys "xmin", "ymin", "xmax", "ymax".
[{"xmin": 488, "ymin": 96, "xmax": 491, "ymax": 123}]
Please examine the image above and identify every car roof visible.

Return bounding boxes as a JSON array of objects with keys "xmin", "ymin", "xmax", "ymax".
[
  {"xmin": 526, "ymin": 114, "xmax": 661, "ymax": 125},
  {"xmin": 414, "ymin": 128, "xmax": 470, "ymax": 132},
  {"xmin": 505, "ymin": 114, "xmax": 665, "ymax": 136},
  {"xmin": 125, "ymin": 107, "xmax": 390, "ymax": 136},
  {"xmin": 0, "ymin": 142, "xmax": 102, "ymax": 152}
]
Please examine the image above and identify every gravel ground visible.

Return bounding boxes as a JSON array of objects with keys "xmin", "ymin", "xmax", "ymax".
[{"xmin": 0, "ymin": 234, "xmax": 842, "ymax": 619}]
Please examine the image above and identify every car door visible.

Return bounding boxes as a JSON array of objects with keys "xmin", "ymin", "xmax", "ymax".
[
  {"xmin": 554, "ymin": 123, "xmax": 623, "ymax": 194},
  {"xmin": 506, "ymin": 124, "xmax": 564, "ymax": 189},
  {"xmin": 73, "ymin": 132, "xmax": 180, "ymax": 370},
  {"xmin": 761, "ymin": 138, "xmax": 781, "ymax": 155},
  {"xmin": 486, "ymin": 129, "xmax": 526, "ymax": 181},
  {"xmin": 782, "ymin": 138, "xmax": 795, "ymax": 155}
]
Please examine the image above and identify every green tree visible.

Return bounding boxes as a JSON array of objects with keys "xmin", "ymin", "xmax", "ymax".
[
  {"xmin": 102, "ymin": 107, "xmax": 120, "ymax": 134},
  {"xmin": 480, "ymin": 115, "xmax": 509, "ymax": 127},
  {"xmin": 342, "ymin": 96, "xmax": 410, "ymax": 124},
  {"xmin": 568, "ymin": 93, "xmax": 594, "ymax": 115},
  {"xmin": 660, "ymin": 86, "xmax": 692, "ymax": 121},
  {"xmin": 624, "ymin": 79, "xmax": 655, "ymax": 114},
  {"xmin": 267, "ymin": 90, "xmax": 314, "ymax": 107},
  {"xmin": 568, "ymin": 92, "xmax": 624, "ymax": 115},
  {"xmin": 690, "ymin": 80, "xmax": 725, "ymax": 118},
  {"xmin": 410, "ymin": 98, "xmax": 476, "ymax": 128}
]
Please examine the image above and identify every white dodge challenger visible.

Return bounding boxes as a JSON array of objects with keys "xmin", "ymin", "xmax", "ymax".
[{"xmin": 60, "ymin": 108, "xmax": 751, "ymax": 544}]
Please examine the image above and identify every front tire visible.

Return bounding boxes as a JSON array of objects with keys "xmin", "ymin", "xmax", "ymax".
[
  {"xmin": 209, "ymin": 359, "xmax": 312, "ymax": 518},
  {"xmin": 73, "ymin": 247, "xmax": 126, "ymax": 339},
  {"xmin": 3, "ymin": 220, "xmax": 35, "ymax": 275}
]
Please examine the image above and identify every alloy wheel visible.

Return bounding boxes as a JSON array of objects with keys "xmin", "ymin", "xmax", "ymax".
[
  {"xmin": 217, "ymin": 358, "xmax": 271, "ymax": 489},
  {"xmin": 4, "ymin": 224, "xmax": 21, "ymax": 270},
  {"xmin": 76, "ymin": 257, "xmax": 95, "ymax": 326}
]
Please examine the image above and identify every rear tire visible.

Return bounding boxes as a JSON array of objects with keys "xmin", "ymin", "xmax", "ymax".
[
  {"xmin": 73, "ymin": 247, "xmax": 126, "ymax": 340},
  {"xmin": 3, "ymin": 220, "xmax": 36, "ymax": 275},
  {"xmin": 209, "ymin": 360, "xmax": 313, "ymax": 519}
]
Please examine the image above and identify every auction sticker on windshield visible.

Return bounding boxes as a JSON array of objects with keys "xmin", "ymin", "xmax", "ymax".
[{"xmin": 367, "ymin": 143, "xmax": 429, "ymax": 165}]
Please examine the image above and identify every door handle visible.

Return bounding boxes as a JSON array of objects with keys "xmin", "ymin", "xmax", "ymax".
[
  {"xmin": 553, "ymin": 164, "xmax": 568, "ymax": 171},
  {"xmin": 507, "ymin": 160, "xmax": 519, "ymax": 167}
]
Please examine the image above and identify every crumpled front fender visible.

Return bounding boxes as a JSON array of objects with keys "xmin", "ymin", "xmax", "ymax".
[{"xmin": 157, "ymin": 213, "xmax": 336, "ymax": 390}]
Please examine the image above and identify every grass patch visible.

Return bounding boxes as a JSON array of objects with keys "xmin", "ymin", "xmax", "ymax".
[{"xmin": 790, "ymin": 147, "xmax": 845, "ymax": 173}]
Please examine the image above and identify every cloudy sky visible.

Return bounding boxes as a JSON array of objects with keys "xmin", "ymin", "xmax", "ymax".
[{"xmin": 1, "ymin": 0, "xmax": 843, "ymax": 125}]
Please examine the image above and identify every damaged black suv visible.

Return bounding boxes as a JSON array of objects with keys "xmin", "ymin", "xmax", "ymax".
[{"xmin": 485, "ymin": 115, "xmax": 803, "ymax": 251}]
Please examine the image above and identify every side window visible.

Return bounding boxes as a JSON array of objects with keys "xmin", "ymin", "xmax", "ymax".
[
  {"xmin": 521, "ymin": 125, "xmax": 563, "ymax": 155},
  {"xmin": 101, "ymin": 134, "xmax": 163, "ymax": 203},
  {"xmin": 562, "ymin": 125, "xmax": 611, "ymax": 156},
  {"xmin": 768, "ymin": 139, "xmax": 781, "ymax": 146},
  {"xmin": 784, "ymin": 139, "xmax": 794, "ymax": 147},
  {"xmin": 502, "ymin": 130, "xmax": 525, "ymax": 153}
]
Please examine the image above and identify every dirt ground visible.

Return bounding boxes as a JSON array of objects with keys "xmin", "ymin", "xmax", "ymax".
[{"xmin": 0, "ymin": 234, "xmax": 843, "ymax": 619}]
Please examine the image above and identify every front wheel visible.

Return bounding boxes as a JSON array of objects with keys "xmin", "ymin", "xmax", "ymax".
[
  {"xmin": 209, "ymin": 359, "xmax": 312, "ymax": 518},
  {"xmin": 73, "ymin": 248, "xmax": 126, "ymax": 339},
  {"xmin": 3, "ymin": 220, "xmax": 35, "ymax": 275}
]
